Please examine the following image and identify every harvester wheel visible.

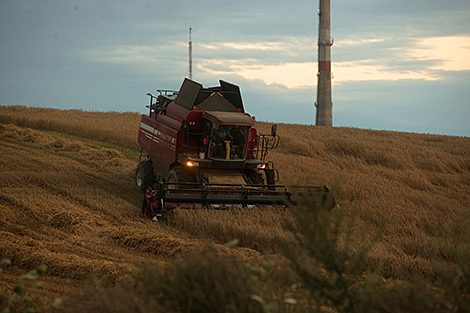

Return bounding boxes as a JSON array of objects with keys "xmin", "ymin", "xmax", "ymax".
[
  {"xmin": 167, "ymin": 166, "xmax": 197, "ymax": 189},
  {"xmin": 243, "ymin": 169, "xmax": 264, "ymax": 185},
  {"xmin": 135, "ymin": 159, "xmax": 156, "ymax": 192}
]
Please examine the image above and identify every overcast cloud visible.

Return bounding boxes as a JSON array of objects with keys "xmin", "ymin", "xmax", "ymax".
[{"xmin": 1, "ymin": 0, "xmax": 469, "ymax": 136}]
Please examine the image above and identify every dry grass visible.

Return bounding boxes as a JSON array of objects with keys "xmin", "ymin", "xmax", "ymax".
[
  {"xmin": 1, "ymin": 105, "xmax": 470, "ymax": 311},
  {"xmin": 0, "ymin": 105, "xmax": 141, "ymax": 149},
  {"xmin": 169, "ymin": 207, "xmax": 296, "ymax": 253},
  {"xmin": 0, "ymin": 122, "xmax": 202, "ymax": 298},
  {"xmin": 246, "ymin": 122, "xmax": 470, "ymax": 283}
]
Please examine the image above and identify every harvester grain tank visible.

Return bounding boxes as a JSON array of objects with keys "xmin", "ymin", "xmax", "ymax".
[{"xmin": 136, "ymin": 78, "xmax": 336, "ymax": 220}]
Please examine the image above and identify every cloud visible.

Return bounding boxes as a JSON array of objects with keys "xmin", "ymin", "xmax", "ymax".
[
  {"xmin": 335, "ymin": 38, "xmax": 387, "ymax": 47},
  {"xmin": 198, "ymin": 60, "xmax": 441, "ymax": 89},
  {"xmin": 86, "ymin": 43, "xmax": 183, "ymax": 64},
  {"xmin": 196, "ymin": 34, "xmax": 470, "ymax": 88},
  {"xmin": 199, "ymin": 61, "xmax": 316, "ymax": 88},
  {"xmin": 85, "ymin": 34, "xmax": 468, "ymax": 90},
  {"xmin": 200, "ymin": 42, "xmax": 284, "ymax": 51},
  {"xmin": 405, "ymin": 36, "xmax": 470, "ymax": 71},
  {"xmin": 333, "ymin": 60, "xmax": 440, "ymax": 83}
]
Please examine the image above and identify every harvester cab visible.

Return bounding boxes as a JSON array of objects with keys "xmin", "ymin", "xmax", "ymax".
[{"xmin": 136, "ymin": 78, "xmax": 335, "ymax": 220}]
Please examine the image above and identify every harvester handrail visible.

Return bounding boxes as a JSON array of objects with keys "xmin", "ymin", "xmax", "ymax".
[
  {"xmin": 250, "ymin": 134, "xmax": 280, "ymax": 161},
  {"xmin": 156, "ymin": 89, "xmax": 179, "ymax": 95}
]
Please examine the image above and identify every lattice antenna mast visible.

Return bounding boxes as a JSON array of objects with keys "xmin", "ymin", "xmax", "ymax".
[
  {"xmin": 188, "ymin": 27, "xmax": 193, "ymax": 80},
  {"xmin": 315, "ymin": 0, "xmax": 333, "ymax": 126}
]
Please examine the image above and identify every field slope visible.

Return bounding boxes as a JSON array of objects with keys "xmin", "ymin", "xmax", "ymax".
[{"xmin": 1, "ymin": 105, "xmax": 469, "ymax": 311}]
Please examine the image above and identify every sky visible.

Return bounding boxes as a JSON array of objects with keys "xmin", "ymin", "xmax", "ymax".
[{"xmin": 1, "ymin": 0, "xmax": 469, "ymax": 137}]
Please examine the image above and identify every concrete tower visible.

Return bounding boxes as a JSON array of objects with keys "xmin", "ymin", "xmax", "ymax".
[
  {"xmin": 188, "ymin": 27, "xmax": 193, "ymax": 80},
  {"xmin": 315, "ymin": 0, "xmax": 333, "ymax": 126}
]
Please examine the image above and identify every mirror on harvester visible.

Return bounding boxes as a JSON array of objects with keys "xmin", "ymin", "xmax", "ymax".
[
  {"xmin": 271, "ymin": 124, "xmax": 277, "ymax": 137},
  {"xmin": 181, "ymin": 120, "xmax": 190, "ymax": 133}
]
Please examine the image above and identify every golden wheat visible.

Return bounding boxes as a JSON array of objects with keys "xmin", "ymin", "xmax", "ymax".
[
  {"xmin": 0, "ymin": 105, "xmax": 141, "ymax": 148},
  {"xmin": 1, "ymin": 105, "xmax": 470, "ymax": 309}
]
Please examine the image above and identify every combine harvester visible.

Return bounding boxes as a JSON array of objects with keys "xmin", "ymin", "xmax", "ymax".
[{"xmin": 135, "ymin": 79, "xmax": 336, "ymax": 220}]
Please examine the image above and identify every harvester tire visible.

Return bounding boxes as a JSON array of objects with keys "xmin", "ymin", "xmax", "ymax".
[
  {"xmin": 135, "ymin": 159, "xmax": 156, "ymax": 192},
  {"xmin": 243, "ymin": 169, "xmax": 264, "ymax": 185},
  {"xmin": 166, "ymin": 166, "xmax": 196, "ymax": 189}
]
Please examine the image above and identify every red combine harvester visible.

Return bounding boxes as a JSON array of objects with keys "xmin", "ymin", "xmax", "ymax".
[{"xmin": 136, "ymin": 78, "xmax": 335, "ymax": 220}]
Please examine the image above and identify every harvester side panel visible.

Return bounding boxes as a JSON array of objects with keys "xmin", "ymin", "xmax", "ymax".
[
  {"xmin": 155, "ymin": 114, "xmax": 180, "ymax": 178},
  {"xmin": 165, "ymin": 101, "xmax": 192, "ymax": 122},
  {"xmin": 163, "ymin": 102, "xmax": 206, "ymax": 155},
  {"xmin": 165, "ymin": 102, "xmax": 206, "ymax": 133},
  {"xmin": 138, "ymin": 114, "xmax": 179, "ymax": 180},
  {"xmin": 138, "ymin": 115, "xmax": 157, "ymax": 159}
]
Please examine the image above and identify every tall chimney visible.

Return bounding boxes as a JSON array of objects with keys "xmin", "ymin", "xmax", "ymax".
[{"xmin": 315, "ymin": 0, "xmax": 333, "ymax": 126}]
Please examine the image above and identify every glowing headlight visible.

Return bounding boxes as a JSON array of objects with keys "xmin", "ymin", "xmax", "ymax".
[
  {"xmin": 257, "ymin": 163, "xmax": 266, "ymax": 169},
  {"xmin": 186, "ymin": 161, "xmax": 199, "ymax": 167}
]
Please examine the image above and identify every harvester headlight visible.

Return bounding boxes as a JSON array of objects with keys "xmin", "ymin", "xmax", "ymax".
[
  {"xmin": 186, "ymin": 161, "xmax": 199, "ymax": 167},
  {"xmin": 257, "ymin": 163, "xmax": 266, "ymax": 170}
]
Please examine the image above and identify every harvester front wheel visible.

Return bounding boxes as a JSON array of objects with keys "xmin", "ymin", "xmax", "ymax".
[{"xmin": 135, "ymin": 159, "xmax": 156, "ymax": 192}]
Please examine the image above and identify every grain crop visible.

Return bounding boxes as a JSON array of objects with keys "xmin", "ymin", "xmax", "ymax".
[{"xmin": 1, "ymin": 105, "xmax": 469, "ymax": 312}]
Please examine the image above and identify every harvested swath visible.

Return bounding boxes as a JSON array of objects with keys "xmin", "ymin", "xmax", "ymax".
[
  {"xmin": 169, "ymin": 207, "xmax": 296, "ymax": 254},
  {"xmin": 0, "ymin": 125, "xmax": 193, "ymax": 288}
]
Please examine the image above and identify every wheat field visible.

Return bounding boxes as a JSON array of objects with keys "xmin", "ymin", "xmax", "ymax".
[{"xmin": 1, "ymin": 105, "xmax": 469, "ymax": 312}]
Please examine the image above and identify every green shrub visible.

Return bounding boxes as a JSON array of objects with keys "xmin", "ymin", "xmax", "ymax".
[
  {"xmin": 137, "ymin": 249, "xmax": 274, "ymax": 313},
  {"xmin": 0, "ymin": 259, "xmax": 62, "ymax": 313},
  {"xmin": 61, "ymin": 245, "xmax": 285, "ymax": 313}
]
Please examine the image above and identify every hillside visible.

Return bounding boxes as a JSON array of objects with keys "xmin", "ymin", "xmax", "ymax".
[{"xmin": 1, "ymin": 105, "xmax": 470, "ymax": 312}]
